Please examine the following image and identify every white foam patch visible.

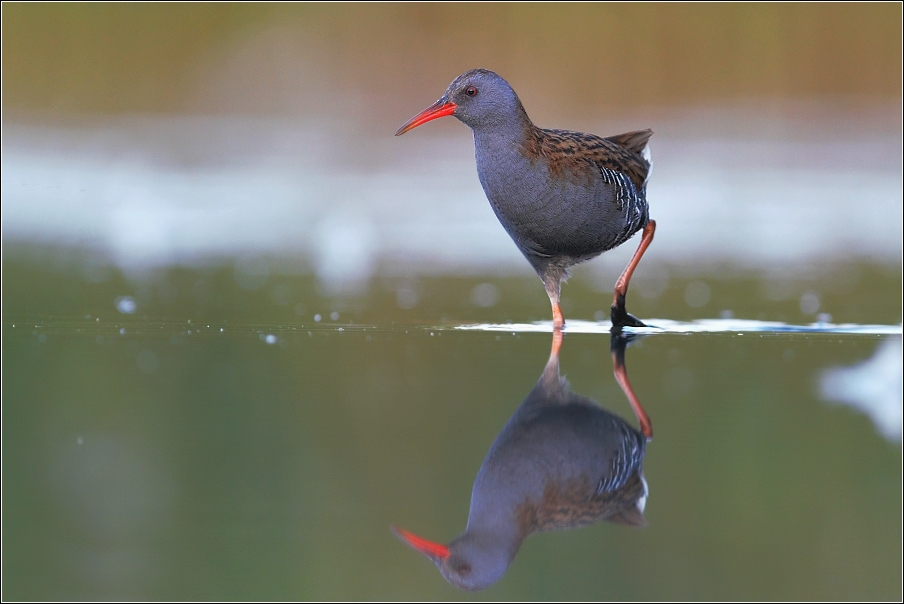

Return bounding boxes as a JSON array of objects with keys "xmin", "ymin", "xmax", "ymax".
[
  {"xmin": 3, "ymin": 115, "xmax": 900, "ymax": 286},
  {"xmin": 820, "ymin": 338, "xmax": 903, "ymax": 442}
]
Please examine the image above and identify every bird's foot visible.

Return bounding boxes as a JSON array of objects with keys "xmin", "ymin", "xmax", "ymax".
[{"xmin": 611, "ymin": 296, "xmax": 646, "ymax": 331}]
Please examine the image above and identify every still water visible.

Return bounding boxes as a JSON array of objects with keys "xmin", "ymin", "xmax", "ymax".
[{"xmin": 2, "ymin": 260, "xmax": 901, "ymax": 600}]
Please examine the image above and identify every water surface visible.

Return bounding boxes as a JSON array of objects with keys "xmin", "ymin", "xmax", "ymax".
[{"xmin": 3, "ymin": 262, "xmax": 901, "ymax": 600}]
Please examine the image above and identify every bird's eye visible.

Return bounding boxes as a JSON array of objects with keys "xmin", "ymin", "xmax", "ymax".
[
  {"xmin": 458, "ymin": 563, "xmax": 471, "ymax": 575},
  {"xmin": 465, "ymin": 86, "xmax": 478, "ymax": 97}
]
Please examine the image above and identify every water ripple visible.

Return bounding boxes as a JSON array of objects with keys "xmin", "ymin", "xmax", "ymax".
[{"xmin": 455, "ymin": 318, "xmax": 903, "ymax": 336}]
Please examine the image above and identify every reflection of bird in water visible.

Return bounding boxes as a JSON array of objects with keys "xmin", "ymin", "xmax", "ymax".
[
  {"xmin": 393, "ymin": 331, "xmax": 654, "ymax": 590},
  {"xmin": 396, "ymin": 69, "xmax": 655, "ymax": 329}
]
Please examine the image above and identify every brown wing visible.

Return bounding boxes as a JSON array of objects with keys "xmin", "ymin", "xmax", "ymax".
[
  {"xmin": 521, "ymin": 126, "xmax": 652, "ymax": 191},
  {"xmin": 515, "ymin": 471, "xmax": 648, "ymax": 534}
]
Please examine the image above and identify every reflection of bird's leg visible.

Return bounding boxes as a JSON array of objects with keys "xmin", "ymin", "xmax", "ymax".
[
  {"xmin": 539, "ymin": 328, "xmax": 564, "ymax": 389},
  {"xmin": 611, "ymin": 334, "xmax": 653, "ymax": 440},
  {"xmin": 550, "ymin": 327, "xmax": 563, "ymax": 360},
  {"xmin": 611, "ymin": 220, "xmax": 656, "ymax": 329}
]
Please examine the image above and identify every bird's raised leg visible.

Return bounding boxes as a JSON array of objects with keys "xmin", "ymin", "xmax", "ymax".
[
  {"xmin": 611, "ymin": 220, "xmax": 656, "ymax": 330},
  {"xmin": 611, "ymin": 334, "xmax": 653, "ymax": 440}
]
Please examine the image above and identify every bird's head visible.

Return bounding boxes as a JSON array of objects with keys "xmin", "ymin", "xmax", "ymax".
[
  {"xmin": 395, "ymin": 69, "xmax": 527, "ymax": 136},
  {"xmin": 391, "ymin": 526, "xmax": 512, "ymax": 591}
]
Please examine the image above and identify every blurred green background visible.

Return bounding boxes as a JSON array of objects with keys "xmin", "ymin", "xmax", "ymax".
[
  {"xmin": 3, "ymin": 4, "xmax": 901, "ymax": 116},
  {"xmin": 2, "ymin": 3, "xmax": 902, "ymax": 601}
]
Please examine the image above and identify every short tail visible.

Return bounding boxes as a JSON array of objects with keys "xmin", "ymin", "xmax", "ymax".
[
  {"xmin": 605, "ymin": 129, "xmax": 653, "ymax": 186},
  {"xmin": 605, "ymin": 129, "xmax": 653, "ymax": 155}
]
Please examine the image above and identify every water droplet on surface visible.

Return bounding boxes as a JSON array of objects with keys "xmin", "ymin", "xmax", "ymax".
[
  {"xmin": 120, "ymin": 328, "xmax": 126, "ymax": 335},
  {"xmin": 115, "ymin": 296, "xmax": 137, "ymax": 314},
  {"xmin": 265, "ymin": 334, "xmax": 277, "ymax": 345},
  {"xmin": 330, "ymin": 311, "xmax": 339, "ymax": 321},
  {"xmin": 77, "ymin": 436, "xmax": 83, "ymax": 445},
  {"xmin": 314, "ymin": 314, "xmax": 322, "ymax": 322}
]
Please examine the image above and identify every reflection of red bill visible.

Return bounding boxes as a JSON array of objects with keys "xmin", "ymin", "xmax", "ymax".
[{"xmin": 390, "ymin": 526, "xmax": 450, "ymax": 560}]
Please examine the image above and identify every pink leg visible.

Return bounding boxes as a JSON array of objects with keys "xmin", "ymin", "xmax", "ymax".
[
  {"xmin": 612, "ymin": 339, "xmax": 653, "ymax": 440},
  {"xmin": 611, "ymin": 220, "xmax": 656, "ymax": 328},
  {"xmin": 551, "ymin": 299, "xmax": 564, "ymax": 330},
  {"xmin": 543, "ymin": 276, "xmax": 566, "ymax": 330}
]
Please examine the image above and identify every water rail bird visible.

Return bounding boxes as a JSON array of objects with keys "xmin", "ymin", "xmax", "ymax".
[{"xmin": 396, "ymin": 69, "xmax": 656, "ymax": 330}]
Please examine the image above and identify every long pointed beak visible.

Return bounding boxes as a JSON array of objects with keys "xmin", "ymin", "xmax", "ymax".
[
  {"xmin": 395, "ymin": 99, "xmax": 457, "ymax": 136},
  {"xmin": 390, "ymin": 526, "xmax": 451, "ymax": 560}
]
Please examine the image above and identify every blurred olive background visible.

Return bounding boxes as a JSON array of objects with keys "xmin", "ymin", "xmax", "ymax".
[
  {"xmin": 3, "ymin": 4, "xmax": 901, "ymax": 116},
  {"xmin": 2, "ymin": 3, "xmax": 902, "ymax": 601}
]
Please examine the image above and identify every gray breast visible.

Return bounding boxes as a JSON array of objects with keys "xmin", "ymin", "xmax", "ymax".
[{"xmin": 475, "ymin": 136, "xmax": 644, "ymax": 260}]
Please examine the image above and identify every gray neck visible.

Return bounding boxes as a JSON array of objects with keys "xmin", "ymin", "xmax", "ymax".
[
  {"xmin": 464, "ymin": 481, "xmax": 526, "ymax": 559},
  {"xmin": 470, "ymin": 120, "xmax": 536, "ymax": 199},
  {"xmin": 455, "ymin": 525, "xmax": 521, "ymax": 574},
  {"xmin": 469, "ymin": 106, "xmax": 530, "ymax": 151},
  {"xmin": 461, "ymin": 95, "xmax": 533, "ymax": 156}
]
